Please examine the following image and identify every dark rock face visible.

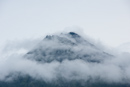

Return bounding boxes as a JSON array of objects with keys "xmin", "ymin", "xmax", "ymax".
[{"xmin": 68, "ymin": 32, "xmax": 81, "ymax": 38}]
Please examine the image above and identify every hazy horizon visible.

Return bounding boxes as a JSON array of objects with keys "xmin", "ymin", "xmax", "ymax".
[{"xmin": 0, "ymin": 0, "xmax": 130, "ymax": 48}]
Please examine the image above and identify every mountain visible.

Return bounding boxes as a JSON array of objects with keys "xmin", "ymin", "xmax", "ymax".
[
  {"xmin": 0, "ymin": 32, "xmax": 129, "ymax": 87},
  {"xmin": 25, "ymin": 32, "xmax": 112, "ymax": 63}
]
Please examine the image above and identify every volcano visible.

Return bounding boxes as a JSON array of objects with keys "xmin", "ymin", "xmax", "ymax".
[
  {"xmin": 0, "ymin": 32, "xmax": 129, "ymax": 87},
  {"xmin": 25, "ymin": 32, "xmax": 112, "ymax": 63}
]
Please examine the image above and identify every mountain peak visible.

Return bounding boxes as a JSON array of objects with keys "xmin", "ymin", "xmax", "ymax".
[
  {"xmin": 44, "ymin": 32, "xmax": 81, "ymax": 41},
  {"xmin": 68, "ymin": 32, "xmax": 80, "ymax": 38},
  {"xmin": 26, "ymin": 31, "xmax": 112, "ymax": 63}
]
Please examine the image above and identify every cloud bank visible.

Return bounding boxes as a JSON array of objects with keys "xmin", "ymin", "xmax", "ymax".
[{"xmin": 0, "ymin": 32, "xmax": 130, "ymax": 84}]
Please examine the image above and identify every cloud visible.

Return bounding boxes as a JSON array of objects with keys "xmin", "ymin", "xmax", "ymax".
[{"xmin": 0, "ymin": 32, "xmax": 130, "ymax": 84}]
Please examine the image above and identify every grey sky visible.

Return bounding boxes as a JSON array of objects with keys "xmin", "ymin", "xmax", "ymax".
[{"xmin": 0, "ymin": 0, "xmax": 130, "ymax": 47}]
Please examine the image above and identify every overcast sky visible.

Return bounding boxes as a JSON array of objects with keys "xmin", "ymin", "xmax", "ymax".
[
  {"xmin": 1, "ymin": 0, "xmax": 130, "ymax": 83},
  {"xmin": 0, "ymin": 0, "xmax": 130, "ymax": 47}
]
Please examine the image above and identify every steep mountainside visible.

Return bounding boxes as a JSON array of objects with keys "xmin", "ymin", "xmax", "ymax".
[{"xmin": 25, "ymin": 32, "xmax": 112, "ymax": 63}]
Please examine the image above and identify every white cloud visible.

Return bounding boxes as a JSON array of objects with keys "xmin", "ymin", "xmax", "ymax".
[{"xmin": 0, "ymin": 32, "xmax": 130, "ymax": 84}]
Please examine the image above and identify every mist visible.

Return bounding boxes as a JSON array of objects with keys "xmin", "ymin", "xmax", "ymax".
[{"xmin": 0, "ymin": 32, "xmax": 130, "ymax": 84}]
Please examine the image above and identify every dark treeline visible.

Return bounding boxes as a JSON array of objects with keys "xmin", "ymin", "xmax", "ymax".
[{"xmin": 0, "ymin": 76, "xmax": 129, "ymax": 87}]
